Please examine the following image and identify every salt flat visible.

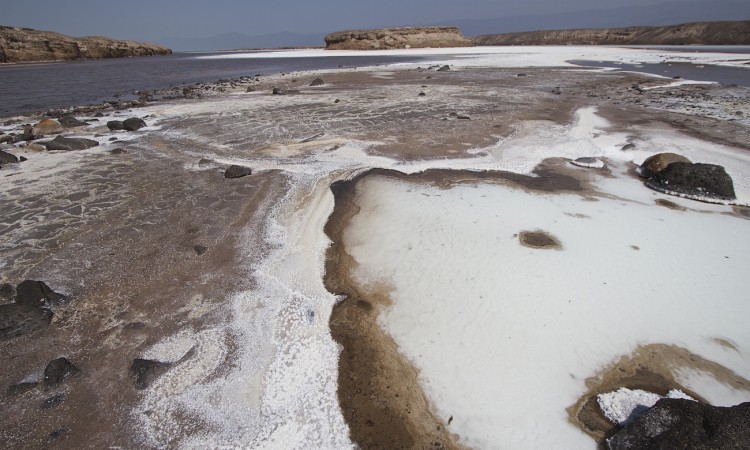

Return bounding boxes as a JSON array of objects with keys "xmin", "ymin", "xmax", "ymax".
[{"xmin": 0, "ymin": 46, "xmax": 748, "ymax": 449}]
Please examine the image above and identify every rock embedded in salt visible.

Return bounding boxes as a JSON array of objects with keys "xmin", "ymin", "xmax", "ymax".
[{"xmin": 570, "ymin": 157, "xmax": 604, "ymax": 169}]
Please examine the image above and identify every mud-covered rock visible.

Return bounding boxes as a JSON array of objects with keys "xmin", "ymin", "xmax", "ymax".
[
  {"xmin": 107, "ymin": 120, "xmax": 124, "ymax": 130},
  {"xmin": 129, "ymin": 358, "xmax": 171, "ymax": 389},
  {"xmin": 122, "ymin": 117, "xmax": 147, "ymax": 131},
  {"xmin": 645, "ymin": 162, "xmax": 736, "ymax": 202},
  {"xmin": 15, "ymin": 280, "xmax": 67, "ymax": 307},
  {"xmin": 224, "ymin": 165, "xmax": 252, "ymax": 179},
  {"xmin": 0, "ymin": 303, "xmax": 52, "ymax": 339},
  {"xmin": 0, "ymin": 149, "xmax": 19, "ymax": 164},
  {"xmin": 43, "ymin": 358, "xmax": 80, "ymax": 386},
  {"xmin": 608, "ymin": 398, "xmax": 750, "ymax": 450},
  {"xmin": 43, "ymin": 135, "xmax": 99, "ymax": 151},
  {"xmin": 636, "ymin": 153, "xmax": 691, "ymax": 178}
]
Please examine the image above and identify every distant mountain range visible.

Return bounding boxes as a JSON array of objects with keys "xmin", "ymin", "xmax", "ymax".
[{"xmin": 157, "ymin": 0, "xmax": 750, "ymax": 51}]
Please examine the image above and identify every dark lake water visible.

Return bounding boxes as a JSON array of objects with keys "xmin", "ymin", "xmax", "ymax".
[
  {"xmin": 0, "ymin": 51, "xmax": 425, "ymax": 117},
  {"xmin": 569, "ymin": 59, "xmax": 750, "ymax": 87}
]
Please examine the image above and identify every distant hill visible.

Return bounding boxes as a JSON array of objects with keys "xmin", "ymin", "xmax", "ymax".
[
  {"xmin": 472, "ymin": 20, "xmax": 750, "ymax": 46},
  {"xmin": 0, "ymin": 26, "xmax": 171, "ymax": 63},
  {"xmin": 444, "ymin": 0, "xmax": 750, "ymax": 36}
]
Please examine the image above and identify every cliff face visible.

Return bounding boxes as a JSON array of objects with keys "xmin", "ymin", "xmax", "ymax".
[
  {"xmin": 325, "ymin": 26, "xmax": 473, "ymax": 50},
  {"xmin": 472, "ymin": 20, "xmax": 750, "ymax": 46},
  {"xmin": 0, "ymin": 26, "xmax": 172, "ymax": 63}
]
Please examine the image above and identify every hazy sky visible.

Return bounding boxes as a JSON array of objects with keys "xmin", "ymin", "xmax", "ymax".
[{"xmin": 0, "ymin": 0, "xmax": 740, "ymax": 40}]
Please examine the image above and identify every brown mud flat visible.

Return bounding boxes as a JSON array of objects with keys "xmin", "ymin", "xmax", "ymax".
[{"xmin": 324, "ymin": 163, "xmax": 598, "ymax": 449}]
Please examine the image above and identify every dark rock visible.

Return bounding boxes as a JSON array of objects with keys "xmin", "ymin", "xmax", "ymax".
[
  {"xmin": 0, "ymin": 283, "xmax": 14, "ymax": 299},
  {"xmin": 645, "ymin": 162, "xmax": 736, "ymax": 202},
  {"xmin": 0, "ymin": 134, "xmax": 12, "ymax": 144},
  {"xmin": 621, "ymin": 143, "xmax": 636, "ymax": 151},
  {"xmin": 94, "ymin": 112, "xmax": 104, "ymax": 117},
  {"xmin": 110, "ymin": 148, "xmax": 126, "ymax": 155},
  {"xmin": 309, "ymin": 78, "xmax": 325, "ymax": 86},
  {"xmin": 636, "ymin": 153, "xmax": 691, "ymax": 178},
  {"xmin": 608, "ymin": 399, "xmax": 750, "ymax": 450},
  {"xmin": 43, "ymin": 135, "xmax": 99, "ymax": 151},
  {"xmin": 0, "ymin": 149, "xmax": 19, "ymax": 164},
  {"xmin": 437, "ymin": 65, "xmax": 450, "ymax": 72},
  {"xmin": 108, "ymin": 137, "xmax": 118, "ymax": 141},
  {"xmin": 122, "ymin": 117, "xmax": 147, "ymax": 131},
  {"xmin": 19, "ymin": 156, "xmax": 27, "ymax": 162},
  {"xmin": 43, "ymin": 358, "xmax": 80, "ymax": 386},
  {"xmin": 16, "ymin": 280, "xmax": 67, "ymax": 308},
  {"xmin": 58, "ymin": 116, "xmax": 86, "ymax": 128},
  {"xmin": 194, "ymin": 245, "xmax": 208, "ymax": 255},
  {"xmin": 41, "ymin": 394, "xmax": 65, "ymax": 409},
  {"xmin": 418, "ymin": 91, "xmax": 426, "ymax": 97},
  {"xmin": 517, "ymin": 73, "xmax": 527, "ymax": 77},
  {"xmin": 272, "ymin": 87, "xmax": 299, "ymax": 95},
  {"xmin": 456, "ymin": 115, "xmax": 471, "ymax": 120},
  {"xmin": 107, "ymin": 120, "xmax": 124, "ymax": 131},
  {"xmin": 0, "ymin": 303, "xmax": 52, "ymax": 339},
  {"xmin": 246, "ymin": 87, "xmax": 255, "ymax": 92},
  {"xmin": 334, "ymin": 99, "xmax": 340, "ymax": 103},
  {"xmin": 6, "ymin": 382, "xmax": 39, "ymax": 396},
  {"xmin": 130, "ymin": 358, "xmax": 171, "ymax": 390},
  {"xmin": 224, "ymin": 165, "xmax": 252, "ymax": 179},
  {"xmin": 551, "ymin": 86, "xmax": 561, "ymax": 95},
  {"xmin": 197, "ymin": 158, "xmax": 214, "ymax": 167}
]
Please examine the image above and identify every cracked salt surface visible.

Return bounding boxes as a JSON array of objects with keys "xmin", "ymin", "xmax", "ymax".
[{"xmin": 111, "ymin": 47, "xmax": 750, "ymax": 448}]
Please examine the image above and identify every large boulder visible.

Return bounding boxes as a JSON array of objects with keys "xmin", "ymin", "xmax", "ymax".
[
  {"xmin": 608, "ymin": 398, "xmax": 750, "ymax": 450},
  {"xmin": 645, "ymin": 162, "xmax": 736, "ymax": 202},
  {"xmin": 43, "ymin": 135, "xmax": 99, "ymax": 151},
  {"xmin": 636, "ymin": 153, "xmax": 691, "ymax": 178},
  {"xmin": 122, "ymin": 117, "xmax": 147, "ymax": 131},
  {"xmin": 32, "ymin": 118, "xmax": 64, "ymax": 136}
]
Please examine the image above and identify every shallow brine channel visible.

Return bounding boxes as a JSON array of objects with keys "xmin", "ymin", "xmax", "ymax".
[{"xmin": 330, "ymin": 165, "xmax": 750, "ymax": 449}]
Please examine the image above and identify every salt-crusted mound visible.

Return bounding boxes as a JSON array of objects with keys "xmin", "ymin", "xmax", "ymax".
[
  {"xmin": 325, "ymin": 26, "xmax": 473, "ymax": 50},
  {"xmin": 607, "ymin": 399, "xmax": 750, "ymax": 450},
  {"xmin": 0, "ymin": 25, "xmax": 171, "ymax": 63},
  {"xmin": 472, "ymin": 20, "xmax": 750, "ymax": 46}
]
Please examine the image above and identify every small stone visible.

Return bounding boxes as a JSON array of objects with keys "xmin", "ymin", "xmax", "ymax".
[
  {"xmin": 517, "ymin": 73, "xmax": 527, "ymax": 77},
  {"xmin": 224, "ymin": 165, "xmax": 252, "ymax": 179},
  {"xmin": 418, "ymin": 92, "xmax": 426, "ymax": 97},
  {"xmin": 621, "ymin": 143, "xmax": 636, "ymax": 151},
  {"xmin": 110, "ymin": 148, "xmax": 127, "ymax": 155},
  {"xmin": 309, "ymin": 78, "xmax": 325, "ymax": 86},
  {"xmin": 194, "ymin": 245, "xmax": 208, "ymax": 255},
  {"xmin": 437, "ymin": 65, "xmax": 450, "ymax": 72},
  {"xmin": 58, "ymin": 116, "xmax": 87, "ymax": 128},
  {"xmin": 43, "ymin": 358, "xmax": 80, "ymax": 386}
]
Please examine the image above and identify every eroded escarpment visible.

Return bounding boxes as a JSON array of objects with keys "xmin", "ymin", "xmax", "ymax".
[
  {"xmin": 325, "ymin": 26, "xmax": 473, "ymax": 50},
  {"xmin": 0, "ymin": 25, "xmax": 171, "ymax": 63}
]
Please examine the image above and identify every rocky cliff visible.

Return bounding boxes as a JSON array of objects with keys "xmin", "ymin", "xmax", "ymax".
[
  {"xmin": 325, "ymin": 26, "xmax": 473, "ymax": 50},
  {"xmin": 472, "ymin": 20, "xmax": 750, "ymax": 46},
  {"xmin": 0, "ymin": 26, "xmax": 172, "ymax": 63}
]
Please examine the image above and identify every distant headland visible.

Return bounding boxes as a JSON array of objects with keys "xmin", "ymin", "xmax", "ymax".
[
  {"xmin": 324, "ymin": 26, "xmax": 473, "ymax": 50},
  {"xmin": 0, "ymin": 25, "xmax": 172, "ymax": 63},
  {"xmin": 472, "ymin": 20, "xmax": 750, "ymax": 46}
]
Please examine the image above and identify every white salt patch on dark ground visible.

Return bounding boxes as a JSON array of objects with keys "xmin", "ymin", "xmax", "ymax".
[{"xmin": 597, "ymin": 388, "xmax": 694, "ymax": 426}]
